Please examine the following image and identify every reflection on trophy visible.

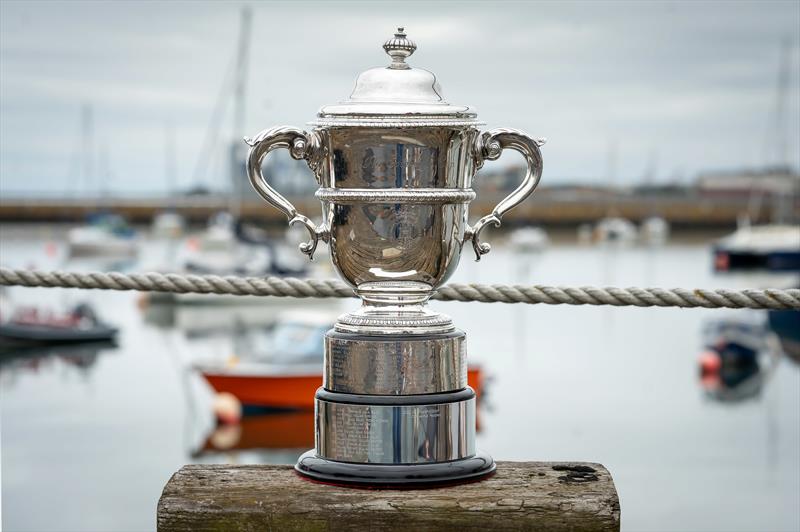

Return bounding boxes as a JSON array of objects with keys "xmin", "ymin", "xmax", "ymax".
[{"xmin": 245, "ymin": 28, "xmax": 544, "ymax": 485}]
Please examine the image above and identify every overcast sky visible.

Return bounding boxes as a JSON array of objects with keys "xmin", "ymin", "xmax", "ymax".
[{"xmin": 1, "ymin": 0, "xmax": 799, "ymax": 197}]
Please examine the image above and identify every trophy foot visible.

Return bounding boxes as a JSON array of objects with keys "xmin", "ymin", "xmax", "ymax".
[
  {"xmin": 295, "ymin": 450, "xmax": 496, "ymax": 488},
  {"xmin": 300, "ymin": 387, "xmax": 488, "ymax": 488},
  {"xmin": 336, "ymin": 281, "xmax": 454, "ymax": 335}
]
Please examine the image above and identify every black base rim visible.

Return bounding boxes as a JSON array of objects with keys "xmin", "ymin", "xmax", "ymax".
[{"xmin": 295, "ymin": 450, "xmax": 496, "ymax": 488}]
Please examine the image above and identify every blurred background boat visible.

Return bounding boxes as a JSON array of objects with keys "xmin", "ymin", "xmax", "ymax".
[
  {"xmin": 183, "ymin": 215, "xmax": 308, "ymax": 277},
  {"xmin": 188, "ymin": 211, "xmax": 238, "ymax": 253},
  {"xmin": 699, "ymin": 314, "xmax": 774, "ymax": 402},
  {"xmin": 713, "ymin": 222, "xmax": 800, "ymax": 272},
  {"xmin": 194, "ymin": 311, "xmax": 486, "ymax": 412},
  {"xmin": 67, "ymin": 213, "xmax": 138, "ymax": 258},
  {"xmin": 508, "ymin": 226, "xmax": 550, "ymax": 251},
  {"xmin": 151, "ymin": 211, "xmax": 185, "ymax": 239},
  {"xmin": 698, "ymin": 302, "xmax": 799, "ymax": 403},
  {"xmin": 0, "ymin": 302, "xmax": 117, "ymax": 350},
  {"xmin": 592, "ymin": 216, "xmax": 638, "ymax": 243}
]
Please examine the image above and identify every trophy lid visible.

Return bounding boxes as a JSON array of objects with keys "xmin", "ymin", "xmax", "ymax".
[{"xmin": 312, "ymin": 28, "xmax": 481, "ymax": 127}]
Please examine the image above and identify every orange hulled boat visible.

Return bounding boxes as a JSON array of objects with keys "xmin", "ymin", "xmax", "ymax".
[{"xmin": 196, "ymin": 311, "xmax": 485, "ymax": 410}]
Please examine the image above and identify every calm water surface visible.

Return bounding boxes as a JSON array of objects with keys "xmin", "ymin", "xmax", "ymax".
[{"xmin": 1, "ymin": 224, "xmax": 798, "ymax": 532}]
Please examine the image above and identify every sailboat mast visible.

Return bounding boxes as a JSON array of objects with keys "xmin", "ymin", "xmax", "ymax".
[
  {"xmin": 166, "ymin": 121, "xmax": 177, "ymax": 208},
  {"xmin": 644, "ymin": 149, "xmax": 658, "ymax": 217},
  {"xmin": 772, "ymin": 38, "xmax": 790, "ymax": 170},
  {"xmin": 606, "ymin": 140, "xmax": 617, "ymax": 216},
  {"xmin": 753, "ymin": 39, "xmax": 794, "ymax": 224},
  {"xmin": 230, "ymin": 7, "xmax": 252, "ymax": 217},
  {"xmin": 81, "ymin": 104, "xmax": 94, "ymax": 199}
]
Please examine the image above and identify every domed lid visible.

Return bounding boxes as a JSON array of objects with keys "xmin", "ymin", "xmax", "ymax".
[{"xmin": 312, "ymin": 28, "xmax": 481, "ymax": 127}]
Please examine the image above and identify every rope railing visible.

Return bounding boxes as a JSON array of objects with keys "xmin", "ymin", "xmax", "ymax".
[{"xmin": 1, "ymin": 268, "xmax": 798, "ymax": 310}]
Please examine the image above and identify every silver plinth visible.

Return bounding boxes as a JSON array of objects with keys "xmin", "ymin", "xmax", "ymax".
[
  {"xmin": 246, "ymin": 28, "xmax": 543, "ymax": 486},
  {"xmin": 324, "ymin": 330, "xmax": 466, "ymax": 395},
  {"xmin": 315, "ymin": 388, "xmax": 476, "ymax": 463}
]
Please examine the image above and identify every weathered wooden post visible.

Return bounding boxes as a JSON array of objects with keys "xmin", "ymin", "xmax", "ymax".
[{"xmin": 157, "ymin": 462, "xmax": 620, "ymax": 531}]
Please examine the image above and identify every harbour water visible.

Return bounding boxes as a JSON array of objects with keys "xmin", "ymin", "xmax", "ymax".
[{"xmin": 1, "ymin": 224, "xmax": 798, "ymax": 532}]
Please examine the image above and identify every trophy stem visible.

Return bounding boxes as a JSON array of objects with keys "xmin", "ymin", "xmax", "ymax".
[
  {"xmin": 355, "ymin": 280, "xmax": 434, "ymax": 306},
  {"xmin": 335, "ymin": 281, "xmax": 455, "ymax": 335}
]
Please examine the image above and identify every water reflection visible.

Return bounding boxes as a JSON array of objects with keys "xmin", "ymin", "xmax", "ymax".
[
  {"xmin": 768, "ymin": 310, "xmax": 800, "ymax": 365},
  {"xmin": 193, "ymin": 410, "xmax": 315, "ymax": 457},
  {"xmin": 0, "ymin": 341, "xmax": 115, "ymax": 379}
]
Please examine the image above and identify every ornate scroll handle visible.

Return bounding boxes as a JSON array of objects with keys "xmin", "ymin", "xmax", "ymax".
[
  {"xmin": 466, "ymin": 128, "xmax": 545, "ymax": 261},
  {"xmin": 244, "ymin": 126, "xmax": 329, "ymax": 260}
]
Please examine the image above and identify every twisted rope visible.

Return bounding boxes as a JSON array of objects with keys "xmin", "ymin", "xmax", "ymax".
[{"xmin": 0, "ymin": 268, "xmax": 798, "ymax": 310}]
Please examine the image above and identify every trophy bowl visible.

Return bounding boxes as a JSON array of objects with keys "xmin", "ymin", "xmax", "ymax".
[{"xmin": 319, "ymin": 126, "xmax": 479, "ymax": 291}]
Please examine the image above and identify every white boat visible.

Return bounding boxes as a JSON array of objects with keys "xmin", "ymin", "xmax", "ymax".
[
  {"xmin": 67, "ymin": 214, "xmax": 138, "ymax": 257},
  {"xmin": 184, "ymin": 236, "xmax": 309, "ymax": 278},
  {"xmin": 713, "ymin": 223, "xmax": 800, "ymax": 272},
  {"xmin": 508, "ymin": 227, "xmax": 549, "ymax": 251},
  {"xmin": 68, "ymin": 227, "xmax": 137, "ymax": 257},
  {"xmin": 148, "ymin": 216, "xmax": 319, "ymax": 306},
  {"xmin": 194, "ymin": 211, "xmax": 238, "ymax": 252},
  {"xmin": 640, "ymin": 216, "xmax": 670, "ymax": 245},
  {"xmin": 593, "ymin": 217, "xmax": 638, "ymax": 244},
  {"xmin": 183, "ymin": 212, "xmax": 310, "ymax": 277},
  {"xmin": 151, "ymin": 212, "xmax": 185, "ymax": 238}
]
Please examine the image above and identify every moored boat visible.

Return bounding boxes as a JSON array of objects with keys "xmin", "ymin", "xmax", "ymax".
[
  {"xmin": 67, "ymin": 213, "xmax": 138, "ymax": 257},
  {"xmin": 151, "ymin": 211, "xmax": 186, "ymax": 238},
  {"xmin": 593, "ymin": 216, "xmax": 638, "ymax": 243},
  {"xmin": 698, "ymin": 314, "xmax": 779, "ymax": 402},
  {"xmin": 508, "ymin": 226, "xmax": 549, "ymax": 252},
  {"xmin": 195, "ymin": 312, "xmax": 486, "ymax": 409},
  {"xmin": 0, "ymin": 303, "xmax": 117, "ymax": 350},
  {"xmin": 183, "ymin": 213, "xmax": 309, "ymax": 277},
  {"xmin": 200, "ymin": 364, "xmax": 486, "ymax": 410},
  {"xmin": 713, "ymin": 223, "xmax": 800, "ymax": 272}
]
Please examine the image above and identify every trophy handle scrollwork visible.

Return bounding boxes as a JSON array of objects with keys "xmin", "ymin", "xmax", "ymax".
[
  {"xmin": 245, "ymin": 126, "xmax": 329, "ymax": 260},
  {"xmin": 466, "ymin": 128, "xmax": 545, "ymax": 261}
]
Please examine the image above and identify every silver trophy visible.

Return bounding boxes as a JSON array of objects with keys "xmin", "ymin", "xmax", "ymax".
[{"xmin": 245, "ymin": 28, "xmax": 543, "ymax": 486}]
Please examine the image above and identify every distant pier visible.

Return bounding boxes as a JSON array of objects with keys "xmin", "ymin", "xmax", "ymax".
[{"xmin": 0, "ymin": 191, "xmax": 788, "ymax": 228}]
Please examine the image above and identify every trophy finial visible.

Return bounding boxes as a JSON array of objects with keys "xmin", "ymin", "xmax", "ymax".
[{"xmin": 383, "ymin": 27, "xmax": 416, "ymax": 69}]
